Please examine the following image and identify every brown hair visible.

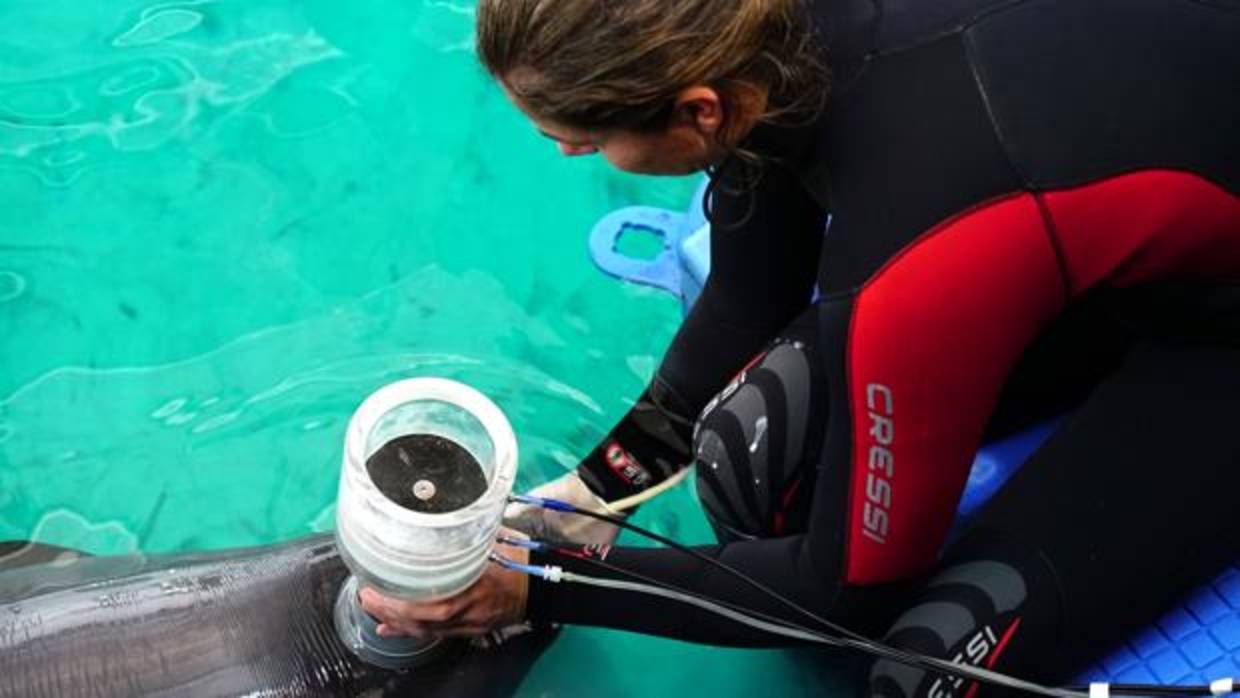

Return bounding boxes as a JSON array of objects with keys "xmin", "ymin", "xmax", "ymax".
[{"xmin": 476, "ymin": 0, "xmax": 828, "ymax": 144}]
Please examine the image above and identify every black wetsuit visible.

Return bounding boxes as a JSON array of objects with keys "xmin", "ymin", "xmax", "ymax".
[{"xmin": 526, "ymin": 0, "xmax": 1240, "ymax": 692}]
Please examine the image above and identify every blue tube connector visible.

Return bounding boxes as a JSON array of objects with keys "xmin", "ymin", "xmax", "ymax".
[
  {"xmin": 508, "ymin": 494, "xmax": 579, "ymax": 513},
  {"xmin": 495, "ymin": 536, "xmax": 548, "ymax": 553}
]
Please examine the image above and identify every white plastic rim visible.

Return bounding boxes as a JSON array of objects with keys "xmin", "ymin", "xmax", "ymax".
[{"xmin": 334, "ymin": 378, "xmax": 517, "ymax": 600}]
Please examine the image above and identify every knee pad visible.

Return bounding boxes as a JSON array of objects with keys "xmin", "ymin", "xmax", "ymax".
[
  {"xmin": 692, "ymin": 337, "xmax": 825, "ymax": 542},
  {"xmin": 868, "ymin": 537, "xmax": 1064, "ymax": 698}
]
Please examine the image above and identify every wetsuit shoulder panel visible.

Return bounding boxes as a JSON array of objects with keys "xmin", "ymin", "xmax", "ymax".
[
  {"xmin": 814, "ymin": 0, "xmax": 1240, "ymax": 293},
  {"xmin": 816, "ymin": 31, "xmax": 1022, "ymax": 293},
  {"xmin": 965, "ymin": 0, "xmax": 1240, "ymax": 193}
]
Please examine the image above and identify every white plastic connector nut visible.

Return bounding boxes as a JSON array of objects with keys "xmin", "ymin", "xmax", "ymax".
[
  {"xmin": 1211, "ymin": 678, "xmax": 1236, "ymax": 695},
  {"xmin": 1089, "ymin": 683, "xmax": 1109, "ymax": 698}
]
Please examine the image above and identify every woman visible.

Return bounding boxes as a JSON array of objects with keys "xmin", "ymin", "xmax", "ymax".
[{"xmin": 361, "ymin": 0, "xmax": 1240, "ymax": 692}]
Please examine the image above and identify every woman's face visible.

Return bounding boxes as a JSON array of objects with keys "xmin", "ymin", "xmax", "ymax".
[
  {"xmin": 504, "ymin": 84, "xmax": 733, "ymax": 176},
  {"xmin": 530, "ymin": 118, "xmax": 724, "ymax": 176}
]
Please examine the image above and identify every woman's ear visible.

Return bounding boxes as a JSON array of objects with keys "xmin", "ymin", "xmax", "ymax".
[{"xmin": 672, "ymin": 86, "xmax": 725, "ymax": 137}]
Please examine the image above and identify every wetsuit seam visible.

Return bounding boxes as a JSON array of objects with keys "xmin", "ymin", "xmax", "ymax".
[
  {"xmin": 829, "ymin": 0, "xmax": 887, "ymax": 96},
  {"xmin": 853, "ymin": 0, "xmax": 1240, "ymax": 63},
  {"xmin": 1032, "ymin": 193, "xmax": 1074, "ymax": 301},
  {"xmin": 1030, "ymin": 165, "xmax": 1240, "ymax": 198},
  {"xmin": 1032, "ymin": 544, "xmax": 1071, "ymax": 654},
  {"xmin": 881, "ymin": 0, "xmax": 1034, "ymax": 56},
  {"xmin": 855, "ymin": 191, "xmax": 1026, "ymax": 295},
  {"xmin": 840, "ymin": 298, "xmax": 861, "ymax": 584},
  {"xmin": 821, "ymin": 190, "xmax": 1034, "ymax": 304},
  {"xmin": 961, "ymin": 30, "xmax": 1032, "ymax": 191},
  {"xmin": 831, "ymin": 0, "xmax": 1036, "ymax": 97},
  {"xmin": 1183, "ymin": 0, "xmax": 1240, "ymax": 10},
  {"xmin": 819, "ymin": 288, "xmax": 861, "ymax": 302},
  {"xmin": 867, "ymin": 0, "xmax": 886, "ymax": 54}
]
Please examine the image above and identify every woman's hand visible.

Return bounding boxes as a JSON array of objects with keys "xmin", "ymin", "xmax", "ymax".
[
  {"xmin": 503, "ymin": 471, "xmax": 625, "ymax": 545},
  {"xmin": 359, "ymin": 539, "xmax": 531, "ymax": 639}
]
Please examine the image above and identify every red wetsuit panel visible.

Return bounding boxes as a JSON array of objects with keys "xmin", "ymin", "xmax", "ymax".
[
  {"xmin": 844, "ymin": 193, "xmax": 1066, "ymax": 584},
  {"xmin": 1044, "ymin": 170, "xmax": 1240, "ymax": 293},
  {"xmin": 843, "ymin": 171, "xmax": 1240, "ymax": 586}
]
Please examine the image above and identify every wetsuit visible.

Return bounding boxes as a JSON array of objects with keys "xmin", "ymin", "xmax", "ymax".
[{"xmin": 526, "ymin": 0, "xmax": 1240, "ymax": 690}]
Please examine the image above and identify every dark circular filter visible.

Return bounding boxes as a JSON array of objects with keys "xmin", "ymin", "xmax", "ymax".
[{"xmin": 365, "ymin": 434, "xmax": 488, "ymax": 514}]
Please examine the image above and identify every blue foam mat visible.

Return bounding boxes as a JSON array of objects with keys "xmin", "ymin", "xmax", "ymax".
[{"xmin": 587, "ymin": 193, "xmax": 1240, "ymax": 688}]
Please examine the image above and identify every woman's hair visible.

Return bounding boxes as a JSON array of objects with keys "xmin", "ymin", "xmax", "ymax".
[{"xmin": 476, "ymin": 0, "xmax": 828, "ymax": 142}]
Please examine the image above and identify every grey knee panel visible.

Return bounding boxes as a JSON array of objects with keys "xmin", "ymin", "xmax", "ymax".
[{"xmin": 692, "ymin": 340, "xmax": 818, "ymax": 541}]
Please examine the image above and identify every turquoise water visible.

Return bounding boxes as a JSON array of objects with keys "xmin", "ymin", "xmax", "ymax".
[{"xmin": 0, "ymin": 1, "xmax": 851, "ymax": 694}]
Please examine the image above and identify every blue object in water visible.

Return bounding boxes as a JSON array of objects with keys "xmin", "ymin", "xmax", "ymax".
[
  {"xmin": 587, "ymin": 183, "xmax": 1240, "ymax": 688},
  {"xmin": 588, "ymin": 180, "xmax": 712, "ymax": 312}
]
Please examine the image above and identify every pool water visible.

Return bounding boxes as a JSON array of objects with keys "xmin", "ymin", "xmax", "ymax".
[{"xmin": 0, "ymin": 1, "xmax": 853, "ymax": 694}]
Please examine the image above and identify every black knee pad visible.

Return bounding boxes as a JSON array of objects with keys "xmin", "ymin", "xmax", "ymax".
[{"xmin": 691, "ymin": 332, "xmax": 826, "ymax": 543}]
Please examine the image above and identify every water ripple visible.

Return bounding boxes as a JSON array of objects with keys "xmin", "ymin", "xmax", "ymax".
[
  {"xmin": 151, "ymin": 397, "xmax": 187, "ymax": 419},
  {"xmin": 99, "ymin": 65, "xmax": 164, "ymax": 97},
  {"xmin": 0, "ymin": 84, "xmax": 80, "ymax": 119},
  {"xmin": 0, "ymin": 1, "xmax": 350, "ymax": 186},
  {"xmin": 114, "ymin": 8, "xmax": 205, "ymax": 47},
  {"xmin": 0, "ymin": 271, "xmax": 27, "ymax": 302},
  {"xmin": 190, "ymin": 411, "xmax": 240, "ymax": 434},
  {"xmin": 417, "ymin": 0, "xmax": 476, "ymax": 53},
  {"xmin": 41, "ymin": 149, "xmax": 86, "ymax": 168},
  {"xmin": 0, "ymin": 264, "xmax": 638, "ymax": 544},
  {"xmin": 30, "ymin": 509, "xmax": 140, "ymax": 556}
]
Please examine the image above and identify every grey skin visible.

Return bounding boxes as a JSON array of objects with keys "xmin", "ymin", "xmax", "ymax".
[{"xmin": 0, "ymin": 535, "xmax": 557, "ymax": 697}]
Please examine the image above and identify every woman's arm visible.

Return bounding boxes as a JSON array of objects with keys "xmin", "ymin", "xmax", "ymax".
[
  {"xmin": 528, "ymin": 191, "xmax": 1072, "ymax": 646},
  {"xmin": 574, "ymin": 163, "xmax": 828, "ymax": 504}
]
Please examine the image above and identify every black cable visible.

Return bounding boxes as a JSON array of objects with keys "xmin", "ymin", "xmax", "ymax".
[
  {"xmin": 525, "ymin": 501, "xmax": 1235, "ymax": 697},
  {"xmin": 560, "ymin": 505, "xmax": 875, "ymax": 644},
  {"xmin": 529, "ymin": 537, "xmax": 1077, "ymax": 697},
  {"xmin": 537, "ymin": 546, "xmax": 1055, "ymax": 695},
  {"xmin": 543, "ymin": 544, "xmax": 836, "ymax": 642}
]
